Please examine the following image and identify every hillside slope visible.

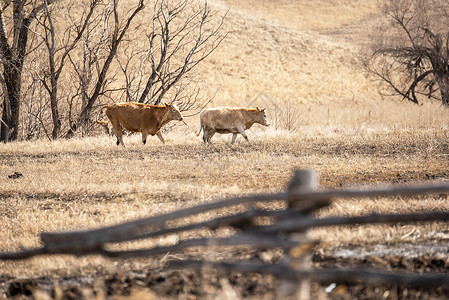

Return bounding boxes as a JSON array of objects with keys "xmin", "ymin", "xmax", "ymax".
[{"xmin": 199, "ymin": 0, "xmax": 382, "ymax": 107}]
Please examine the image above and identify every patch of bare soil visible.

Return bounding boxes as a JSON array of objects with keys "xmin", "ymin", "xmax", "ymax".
[
  {"xmin": 1, "ymin": 261, "xmax": 279, "ymax": 299},
  {"xmin": 313, "ymin": 248, "xmax": 449, "ymax": 299},
  {"xmin": 4, "ymin": 251, "xmax": 449, "ymax": 299}
]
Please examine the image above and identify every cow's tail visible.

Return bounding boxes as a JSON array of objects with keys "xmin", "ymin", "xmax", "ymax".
[
  {"xmin": 196, "ymin": 124, "xmax": 203, "ymax": 137},
  {"xmin": 101, "ymin": 104, "xmax": 112, "ymax": 113},
  {"xmin": 96, "ymin": 105, "xmax": 112, "ymax": 135},
  {"xmin": 96, "ymin": 105, "xmax": 109, "ymax": 122}
]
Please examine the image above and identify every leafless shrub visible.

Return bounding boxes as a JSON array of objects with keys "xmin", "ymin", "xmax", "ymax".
[{"xmin": 367, "ymin": 0, "xmax": 449, "ymax": 106}]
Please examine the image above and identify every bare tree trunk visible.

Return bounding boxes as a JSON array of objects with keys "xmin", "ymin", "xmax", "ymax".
[
  {"xmin": 2, "ymin": 65, "xmax": 22, "ymax": 141},
  {"xmin": 435, "ymin": 73, "xmax": 449, "ymax": 106},
  {"xmin": 0, "ymin": 17, "xmax": 29, "ymax": 142},
  {"xmin": 0, "ymin": 1, "xmax": 58, "ymax": 142},
  {"xmin": 43, "ymin": 0, "xmax": 60, "ymax": 139}
]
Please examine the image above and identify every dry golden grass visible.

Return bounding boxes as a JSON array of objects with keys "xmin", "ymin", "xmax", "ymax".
[
  {"xmin": 1, "ymin": 101, "xmax": 448, "ymax": 280},
  {"xmin": 199, "ymin": 0, "xmax": 383, "ymax": 110},
  {"xmin": 215, "ymin": 0, "xmax": 379, "ymax": 31}
]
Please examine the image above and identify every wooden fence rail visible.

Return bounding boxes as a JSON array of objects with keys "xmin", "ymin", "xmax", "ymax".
[{"xmin": 2, "ymin": 169, "xmax": 449, "ymax": 296}]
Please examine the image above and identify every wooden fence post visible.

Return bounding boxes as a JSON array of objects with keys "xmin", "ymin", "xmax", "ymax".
[
  {"xmin": 279, "ymin": 169, "xmax": 318, "ymax": 299},
  {"xmin": 287, "ymin": 169, "xmax": 318, "ymax": 207}
]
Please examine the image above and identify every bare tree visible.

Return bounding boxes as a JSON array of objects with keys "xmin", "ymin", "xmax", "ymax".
[
  {"xmin": 368, "ymin": 0, "xmax": 449, "ymax": 106},
  {"xmin": 1, "ymin": 0, "xmax": 226, "ymax": 141},
  {"xmin": 36, "ymin": 0, "xmax": 99, "ymax": 139},
  {"xmin": 65, "ymin": 0, "xmax": 144, "ymax": 138},
  {"xmin": 135, "ymin": 0, "xmax": 227, "ymax": 106},
  {"xmin": 0, "ymin": 0, "xmax": 60, "ymax": 142},
  {"xmin": 65, "ymin": 2, "xmax": 112, "ymax": 133}
]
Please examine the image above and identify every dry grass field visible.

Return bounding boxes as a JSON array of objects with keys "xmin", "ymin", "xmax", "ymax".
[{"xmin": 1, "ymin": 0, "xmax": 449, "ymax": 299}]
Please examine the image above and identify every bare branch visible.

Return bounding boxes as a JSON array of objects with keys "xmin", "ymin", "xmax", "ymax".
[
  {"xmin": 135, "ymin": 0, "xmax": 227, "ymax": 108},
  {"xmin": 369, "ymin": 0, "xmax": 449, "ymax": 105}
]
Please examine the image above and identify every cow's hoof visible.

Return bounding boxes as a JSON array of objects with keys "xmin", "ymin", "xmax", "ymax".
[
  {"xmin": 143, "ymin": 140, "xmax": 146, "ymax": 145},
  {"xmin": 116, "ymin": 140, "xmax": 120, "ymax": 146}
]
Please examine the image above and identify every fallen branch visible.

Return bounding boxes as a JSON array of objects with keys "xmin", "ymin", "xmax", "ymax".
[
  {"xmin": 40, "ymin": 191, "xmax": 288, "ymax": 249},
  {"xmin": 263, "ymin": 211, "xmax": 449, "ymax": 233},
  {"xmin": 0, "ymin": 233, "xmax": 300, "ymax": 260},
  {"xmin": 40, "ymin": 183, "xmax": 449, "ymax": 250}
]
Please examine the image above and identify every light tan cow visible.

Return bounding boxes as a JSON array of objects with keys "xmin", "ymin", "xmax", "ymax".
[
  {"xmin": 103, "ymin": 102, "xmax": 183, "ymax": 146},
  {"xmin": 198, "ymin": 107, "xmax": 269, "ymax": 144}
]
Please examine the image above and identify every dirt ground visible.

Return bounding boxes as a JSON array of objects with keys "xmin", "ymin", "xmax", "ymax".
[{"xmin": 3, "ymin": 242, "xmax": 449, "ymax": 299}]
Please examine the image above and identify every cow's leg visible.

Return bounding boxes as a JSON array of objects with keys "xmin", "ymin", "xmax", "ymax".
[
  {"xmin": 238, "ymin": 128, "xmax": 250, "ymax": 144},
  {"xmin": 203, "ymin": 128, "xmax": 212, "ymax": 143},
  {"xmin": 111, "ymin": 123, "xmax": 125, "ymax": 146},
  {"xmin": 231, "ymin": 133, "xmax": 238, "ymax": 144},
  {"xmin": 116, "ymin": 132, "xmax": 125, "ymax": 146},
  {"xmin": 202, "ymin": 129, "xmax": 208, "ymax": 143},
  {"xmin": 207, "ymin": 132, "xmax": 215, "ymax": 144},
  {"xmin": 141, "ymin": 130, "xmax": 148, "ymax": 145},
  {"xmin": 156, "ymin": 131, "xmax": 165, "ymax": 143}
]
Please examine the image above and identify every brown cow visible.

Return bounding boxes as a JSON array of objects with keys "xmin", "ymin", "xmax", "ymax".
[
  {"xmin": 103, "ymin": 102, "xmax": 183, "ymax": 146},
  {"xmin": 198, "ymin": 107, "xmax": 269, "ymax": 144}
]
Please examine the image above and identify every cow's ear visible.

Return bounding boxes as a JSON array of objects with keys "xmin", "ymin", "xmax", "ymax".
[
  {"xmin": 162, "ymin": 102, "xmax": 169, "ymax": 107},
  {"xmin": 256, "ymin": 106, "xmax": 261, "ymax": 111},
  {"xmin": 261, "ymin": 107, "xmax": 266, "ymax": 112}
]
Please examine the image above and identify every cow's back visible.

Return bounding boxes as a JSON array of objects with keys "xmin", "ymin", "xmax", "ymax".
[
  {"xmin": 106, "ymin": 103, "xmax": 159, "ymax": 133},
  {"xmin": 200, "ymin": 108, "xmax": 246, "ymax": 132}
]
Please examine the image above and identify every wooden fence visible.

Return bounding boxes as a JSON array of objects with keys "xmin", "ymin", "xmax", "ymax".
[{"xmin": 2, "ymin": 169, "xmax": 449, "ymax": 297}]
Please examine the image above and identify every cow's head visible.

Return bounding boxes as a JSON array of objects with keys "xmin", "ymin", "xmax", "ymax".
[
  {"xmin": 165, "ymin": 102, "xmax": 183, "ymax": 121},
  {"xmin": 255, "ymin": 107, "xmax": 270, "ymax": 126}
]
